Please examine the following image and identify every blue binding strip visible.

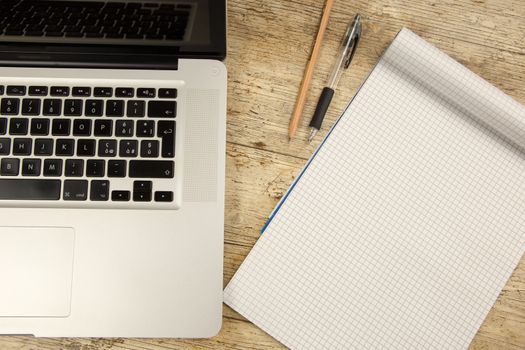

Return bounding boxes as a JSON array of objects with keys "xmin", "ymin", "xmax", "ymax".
[{"xmin": 260, "ymin": 105, "xmax": 350, "ymax": 234}]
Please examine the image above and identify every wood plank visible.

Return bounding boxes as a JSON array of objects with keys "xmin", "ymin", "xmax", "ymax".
[
  {"xmin": 0, "ymin": 314, "xmax": 282, "ymax": 350},
  {"xmin": 226, "ymin": 0, "xmax": 525, "ymax": 160},
  {"xmin": 224, "ymin": 142, "xmax": 304, "ymax": 248},
  {"xmin": 345, "ymin": 0, "xmax": 525, "ymax": 54}
]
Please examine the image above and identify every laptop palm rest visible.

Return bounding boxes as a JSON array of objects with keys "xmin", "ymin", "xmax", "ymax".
[{"xmin": 0, "ymin": 227, "xmax": 74, "ymax": 317}]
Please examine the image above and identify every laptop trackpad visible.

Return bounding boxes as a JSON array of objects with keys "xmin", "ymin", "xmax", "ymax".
[{"xmin": 0, "ymin": 227, "xmax": 74, "ymax": 317}]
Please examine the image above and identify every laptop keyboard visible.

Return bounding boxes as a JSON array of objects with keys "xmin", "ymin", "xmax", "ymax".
[
  {"xmin": 0, "ymin": 0, "xmax": 191, "ymax": 41},
  {"xmin": 0, "ymin": 82, "xmax": 179, "ymax": 208}
]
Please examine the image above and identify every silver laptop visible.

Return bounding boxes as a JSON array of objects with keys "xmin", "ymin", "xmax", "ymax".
[{"xmin": 0, "ymin": 0, "xmax": 226, "ymax": 337}]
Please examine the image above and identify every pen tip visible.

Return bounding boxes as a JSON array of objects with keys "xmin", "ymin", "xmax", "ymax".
[{"xmin": 308, "ymin": 128, "xmax": 317, "ymax": 143}]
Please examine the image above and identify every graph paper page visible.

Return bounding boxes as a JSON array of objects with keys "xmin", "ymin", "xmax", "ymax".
[{"xmin": 224, "ymin": 29, "xmax": 525, "ymax": 350}]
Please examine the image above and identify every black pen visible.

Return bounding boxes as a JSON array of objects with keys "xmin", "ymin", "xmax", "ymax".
[{"xmin": 308, "ymin": 14, "xmax": 362, "ymax": 142}]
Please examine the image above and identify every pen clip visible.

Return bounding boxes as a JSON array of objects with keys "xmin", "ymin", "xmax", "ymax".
[{"xmin": 343, "ymin": 15, "xmax": 362, "ymax": 69}]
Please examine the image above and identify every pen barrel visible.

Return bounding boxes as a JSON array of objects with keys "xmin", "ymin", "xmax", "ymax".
[{"xmin": 309, "ymin": 87, "xmax": 335, "ymax": 129}]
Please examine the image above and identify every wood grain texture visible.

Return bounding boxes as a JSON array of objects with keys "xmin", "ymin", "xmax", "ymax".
[{"xmin": 1, "ymin": 0, "xmax": 524, "ymax": 349}]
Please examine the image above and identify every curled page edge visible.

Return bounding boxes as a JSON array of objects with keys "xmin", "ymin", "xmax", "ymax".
[{"xmin": 385, "ymin": 28, "xmax": 525, "ymax": 152}]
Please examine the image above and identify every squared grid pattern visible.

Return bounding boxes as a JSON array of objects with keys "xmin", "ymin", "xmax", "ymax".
[{"xmin": 224, "ymin": 29, "xmax": 525, "ymax": 350}]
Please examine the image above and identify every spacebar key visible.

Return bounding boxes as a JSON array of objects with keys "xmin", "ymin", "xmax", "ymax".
[
  {"xmin": 129, "ymin": 160, "xmax": 174, "ymax": 178},
  {"xmin": 0, "ymin": 179, "xmax": 61, "ymax": 200}
]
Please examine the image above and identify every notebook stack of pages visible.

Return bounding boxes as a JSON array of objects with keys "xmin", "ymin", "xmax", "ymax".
[{"xmin": 224, "ymin": 28, "xmax": 525, "ymax": 349}]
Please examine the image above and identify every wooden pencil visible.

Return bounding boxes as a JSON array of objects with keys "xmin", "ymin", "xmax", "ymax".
[{"xmin": 288, "ymin": 0, "xmax": 335, "ymax": 140}]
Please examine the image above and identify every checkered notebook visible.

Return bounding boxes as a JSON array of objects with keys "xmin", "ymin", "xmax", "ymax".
[{"xmin": 224, "ymin": 28, "xmax": 525, "ymax": 350}]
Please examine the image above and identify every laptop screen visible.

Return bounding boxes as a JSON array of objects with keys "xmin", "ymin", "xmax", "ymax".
[{"xmin": 0, "ymin": 0, "xmax": 226, "ymax": 67}]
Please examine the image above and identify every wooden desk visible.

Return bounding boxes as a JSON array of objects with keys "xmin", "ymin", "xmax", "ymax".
[{"xmin": 2, "ymin": 1, "xmax": 524, "ymax": 349}]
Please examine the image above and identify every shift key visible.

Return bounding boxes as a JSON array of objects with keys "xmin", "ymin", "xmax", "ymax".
[
  {"xmin": 129, "ymin": 160, "xmax": 174, "ymax": 178},
  {"xmin": 0, "ymin": 179, "xmax": 60, "ymax": 200}
]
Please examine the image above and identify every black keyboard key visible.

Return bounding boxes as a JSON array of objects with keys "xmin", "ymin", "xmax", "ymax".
[
  {"xmin": 119, "ymin": 139, "xmax": 138, "ymax": 157},
  {"xmin": 134, "ymin": 180, "xmax": 152, "ymax": 191},
  {"xmin": 1, "ymin": 98, "xmax": 20, "ymax": 115},
  {"xmin": 158, "ymin": 120, "xmax": 175, "ymax": 158},
  {"xmin": 30, "ymin": 118, "xmax": 50, "ymax": 136},
  {"xmin": 0, "ymin": 86, "xmax": 3, "ymax": 95},
  {"xmin": 64, "ymin": 99, "xmax": 83, "ymax": 116},
  {"xmin": 29, "ymin": 86, "xmax": 48, "ymax": 96},
  {"xmin": 94, "ymin": 87, "xmax": 113, "ymax": 97},
  {"xmin": 52, "ymin": 119, "xmax": 71, "ymax": 136},
  {"xmin": 136, "ymin": 120, "xmax": 154, "ymax": 137},
  {"xmin": 0, "ymin": 118, "xmax": 6, "ymax": 134},
  {"xmin": 94, "ymin": 119, "xmax": 113, "ymax": 136},
  {"xmin": 77, "ymin": 139, "xmax": 96, "ymax": 156},
  {"xmin": 46, "ymin": 32, "xmax": 64, "ymax": 37},
  {"xmin": 22, "ymin": 158, "xmax": 41, "ymax": 176},
  {"xmin": 22, "ymin": 98, "xmax": 41, "ymax": 116},
  {"xmin": 133, "ymin": 180, "xmax": 152, "ymax": 202},
  {"xmin": 86, "ymin": 159, "xmax": 105, "ymax": 177},
  {"xmin": 63, "ymin": 180, "xmax": 88, "ymax": 201},
  {"xmin": 158, "ymin": 88, "xmax": 177, "ymax": 98},
  {"xmin": 115, "ymin": 120, "xmax": 134, "ymax": 137},
  {"xmin": 0, "ymin": 179, "xmax": 60, "ymax": 200},
  {"xmin": 65, "ymin": 159, "xmax": 84, "ymax": 177},
  {"xmin": 85, "ymin": 99, "xmax": 104, "ymax": 117},
  {"xmin": 106, "ymin": 33, "xmax": 124, "ymax": 38},
  {"xmin": 116, "ymin": 87, "xmax": 134, "ymax": 97},
  {"xmin": 112, "ymin": 190, "xmax": 130, "ymax": 201},
  {"xmin": 155, "ymin": 191, "xmax": 173, "ymax": 202},
  {"xmin": 157, "ymin": 120, "xmax": 175, "ymax": 137},
  {"xmin": 0, "ymin": 158, "xmax": 19, "ymax": 176},
  {"xmin": 127, "ymin": 100, "xmax": 145, "ymax": 117},
  {"xmin": 50, "ymin": 86, "xmax": 70, "ymax": 96},
  {"xmin": 6, "ymin": 85, "xmax": 25, "ymax": 96},
  {"xmin": 86, "ymin": 32, "xmax": 104, "ymax": 38},
  {"xmin": 107, "ymin": 160, "xmax": 126, "ymax": 177},
  {"xmin": 90, "ymin": 180, "xmax": 109, "ymax": 201},
  {"xmin": 148, "ymin": 100, "xmax": 176, "ymax": 118},
  {"xmin": 129, "ymin": 160, "xmax": 174, "ymax": 178},
  {"xmin": 73, "ymin": 119, "xmax": 92, "ymax": 136},
  {"xmin": 43, "ymin": 98, "xmax": 62, "ymax": 116},
  {"xmin": 13, "ymin": 138, "xmax": 31, "ymax": 155},
  {"xmin": 10, "ymin": 118, "xmax": 29, "ymax": 135},
  {"xmin": 137, "ymin": 88, "xmax": 155, "ymax": 98},
  {"xmin": 56, "ymin": 138, "xmax": 75, "ymax": 156},
  {"xmin": 106, "ymin": 99, "xmax": 124, "ymax": 117},
  {"xmin": 43, "ymin": 159, "xmax": 63, "ymax": 177},
  {"xmin": 133, "ymin": 189, "xmax": 151, "ymax": 202},
  {"xmin": 5, "ymin": 30, "xmax": 23, "ymax": 36},
  {"xmin": 26, "ymin": 30, "xmax": 45, "ymax": 36},
  {"xmin": 34, "ymin": 138, "xmax": 53, "ymax": 156},
  {"xmin": 98, "ymin": 139, "xmax": 117, "ymax": 157},
  {"xmin": 140, "ymin": 140, "xmax": 159, "ymax": 158},
  {"xmin": 0, "ymin": 138, "xmax": 10, "ymax": 155},
  {"xmin": 72, "ymin": 87, "xmax": 91, "ymax": 96}
]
